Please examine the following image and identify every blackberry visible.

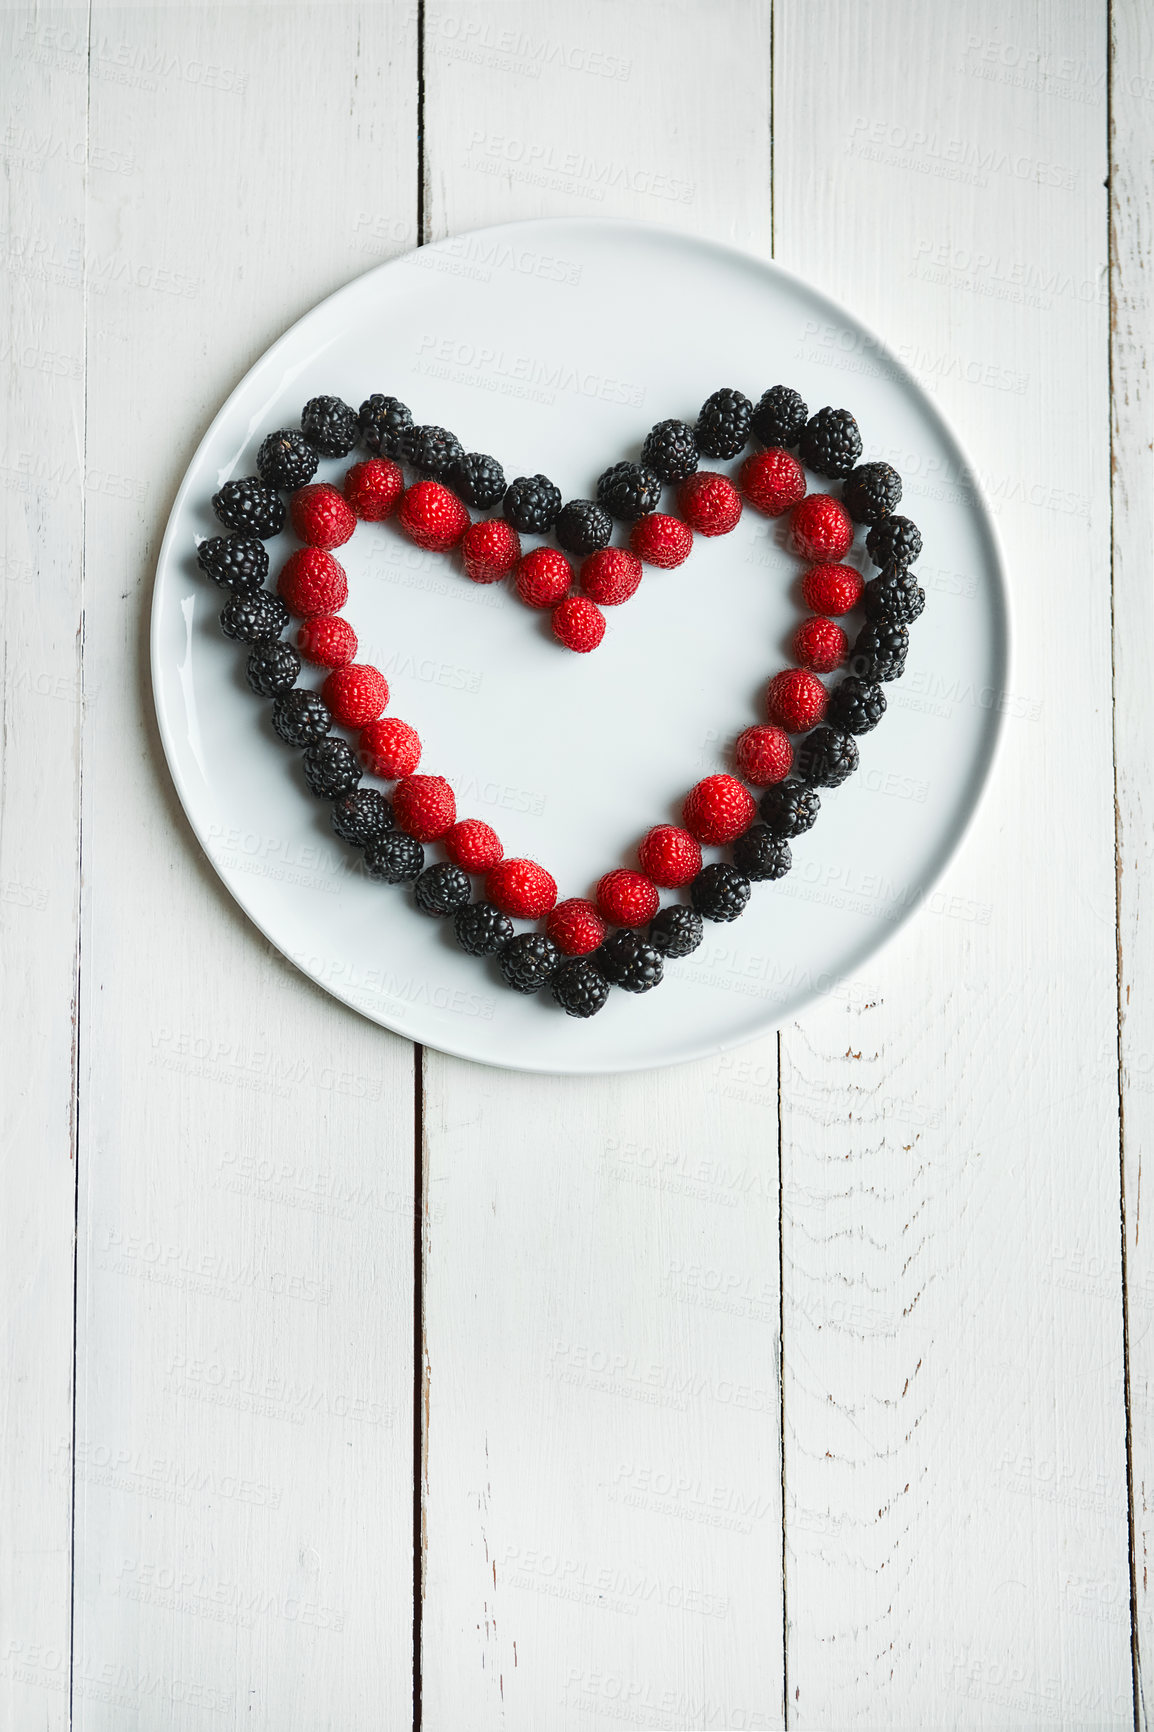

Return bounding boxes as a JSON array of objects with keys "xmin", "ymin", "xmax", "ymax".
[
  {"xmin": 690, "ymin": 862, "xmax": 751, "ymax": 923},
  {"xmin": 640, "ymin": 419, "xmax": 699, "ymax": 483},
  {"xmin": 799, "ymin": 407, "xmax": 863, "ymax": 479},
  {"xmin": 499, "ymin": 932, "xmax": 559, "ymax": 994},
  {"xmin": 196, "ymin": 535, "xmax": 269, "ymax": 591},
  {"xmin": 331, "ymin": 787, "xmax": 394, "ymax": 848},
  {"xmin": 364, "ymin": 832, "xmax": 424, "ymax": 884},
  {"xmin": 695, "ymin": 388, "xmax": 753, "ymax": 460},
  {"xmin": 453, "ymin": 900, "xmax": 514, "ymax": 957},
  {"xmin": 271, "ymin": 687, "xmax": 331, "ymax": 747},
  {"xmin": 256, "ymin": 429, "xmax": 319, "ymax": 492},
  {"xmin": 596, "ymin": 461, "xmax": 661, "ymax": 522},
  {"xmin": 552, "ymin": 956, "xmax": 611, "ymax": 1019},
  {"xmin": 751, "ymin": 385, "xmax": 808, "ymax": 449},
  {"xmin": 302, "ymin": 736, "xmax": 362, "ymax": 799},
  {"xmin": 826, "ymin": 675, "xmax": 886, "ymax": 735},
  {"xmin": 358, "ymin": 393, "xmax": 413, "ymax": 458},
  {"xmin": 245, "ymin": 640, "xmax": 301, "ymax": 698},
  {"xmin": 759, "ymin": 780, "xmax": 821, "ymax": 838},
  {"xmin": 864, "ymin": 564, "xmax": 925, "ymax": 625},
  {"xmin": 414, "ymin": 862, "xmax": 471, "ymax": 918},
  {"xmin": 447, "ymin": 452, "xmax": 506, "ymax": 510},
  {"xmin": 843, "ymin": 461, "xmax": 902, "ymax": 525},
  {"xmin": 866, "ymin": 514, "xmax": 922, "ymax": 569},
  {"xmin": 648, "ymin": 904, "xmax": 703, "ymax": 959},
  {"xmin": 851, "ymin": 620, "xmax": 908, "ymax": 682},
  {"xmin": 219, "ymin": 590, "xmax": 289, "ymax": 644},
  {"xmin": 595, "ymin": 930, "xmax": 663, "ymax": 994},
  {"xmin": 401, "ymin": 424, "xmax": 464, "ymax": 478},
  {"xmin": 211, "ymin": 477, "xmax": 285, "ymax": 538},
  {"xmin": 503, "ymin": 474, "xmax": 562, "ymax": 535},
  {"xmin": 301, "ymin": 395, "xmax": 358, "ymax": 458},
  {"xmin": 798, "ymin": 726, "xmax": 859, "ymax": 788},
  {"xmin": 554, "ymin": 498, "xmax": 612, "ymax": 555},
  {"xmin": 733, "ymin": 826, "xmax": 792, "ymax": 882}
]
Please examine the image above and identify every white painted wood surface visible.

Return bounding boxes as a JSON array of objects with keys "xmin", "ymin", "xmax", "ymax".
[{"xmin": 1, "ymin": 2, "xmax": 1150, "ymax": 1728}]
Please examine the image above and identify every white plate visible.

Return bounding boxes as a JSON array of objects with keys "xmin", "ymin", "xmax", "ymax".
[{"xmin": 151, "ymin": 218, "xmax": 1008, "ymax": 1075}]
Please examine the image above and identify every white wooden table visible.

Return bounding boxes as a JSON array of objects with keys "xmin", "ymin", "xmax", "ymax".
[{"xmin": 3, "ymin": 2, "xmax": 1151, "ymax": 1726}]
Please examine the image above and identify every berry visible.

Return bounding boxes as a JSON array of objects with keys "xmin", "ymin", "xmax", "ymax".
[
  {"xmin": 499, "ymin": 933, "xmax": 560, "ymax": 994},
  {"xmin": 800, "ymin": 407, "xmax": 862, "ymax": 479},
  {"xmin": 554, "ymin": 499, "xmax": 612, "ymax": 556},
  {"xmin": 486, "ymin": 858, "xmax": 557, "ymax": 920},
  {"xmin": 580, "ymin": 547, "xmax": 643, "ymax": 606},
  {"xmin": 246, "ymin": 640, "xmax": 301, "ymax": 698},
  {"xmin": 503, "ymin": 474, "xmax": 562, "ymax": 535},
  {"xmin": 759, "ymin": 780, "xmax": 820, "ymax": 838},
  {"xmin": 733, "ymin": 825, "xmax": 792, "ymax": 882},
  {"xmin": 641, "ymin": 419, "xmax": 699, "ymax": 482},
  {"xmin": 277, "ymin": 548, "xmax": 348, "ymax": 618},
  {"xmin": 691, "ymin": 862, "xmax": 751, "ymax": 923},
  {"xmin": 322, "ymin": 664, "xmax": 389, "ymax": 729},
  {"xmin": 401, "ymin": 424, "xmax": 463, "ymax": 477},
  {"xmin": 735, "ymin": 725, "xmax": 793, "ymax": 786},
  {"xmin": 343, "ymin": 458, "xmax": 404, "ymax": 521},
  {"xmin": 453, "ymin": 901, "xmax": 514, "ymax": 956},
  {"xmin": 289, "ymin": 483, "xmax": 357, "ymax": 550},
  {"xmin": 359, "ymin": 717, "xmax": 421, "ymax": 779},
  {"xmin": 551, "ymin": 957, "xmax": 611, "ymax": 1019},
  {"xmin": 648, "ymin": 904, "xmax": 703, "ymax": 959},
  {"xmin": 462, "ymin": 518, "xmax": 522, "ymax": 583},
  {"xmin": 364, "ymin": 832, "xmax": 424, "ymax": 884},
  {"xmin": 597, "ymin": 868, "xmax": 660, "ymax": 928},
  {"xmin": 393, "ymin": 774, "xmax": 456, "ymax": 842},
  {"xmin": 447, "ymin": 451, "xmax": 506, "ymax": 510},
  {"xmin": 630, "ymin": 513, "xmax": 692, "ymax": 569},
  {"xmin": 331, "ymin": 787, "xmax": 394, "ymax": 848},
  {"xmin": 843, "ymin": 461, "xmax": 902, "ymax": 524},
  {"xmin": 683, "ymin": 774, "xmax": 756, "ymax": 846},
  {"xmin": 398, "ymin": 481, "xmax": 470, "ymax": 552},
  {"xmin": 196, "ymin": 535, "xmax": 269, "ymax": 591},
  {"xmin": 358, "ymin": 394, "xmax": 412, "ymax": 458},
  {"xmin": 752, "ymin": 385, "xmax": 808, "ymax": 449},
  {"xmin": 793, "ymin": 616, "xmax": 848, "ymax": 674},
  {"xmin": 851, "ymin": 620, "xmax": 909, "ymax": 682},
  {"xmin": 302, "ymin": 736, "xmax": 362, "ymax": 799},
  {"xmin": 257, "ymin": 429, "xmax": 319, "ymax": 492},
  {"xmin": 798, "ymin": 726, "xmax": 859, "ymax": 788},
  {"xmin": 792, "ymin": 494, "xmax": 854, "ymax": 562},
  {"xmin": 827, "ymin": 675, "xmax": 886, "ymax": 735},
  {"xmin": 863, "ymin": 565, "xmax": 926, "ymax": 624},
  {"xmin": 212, "ymin": 477, "xmax": 285, "ymax": 538},
  {"xmin": 546, "ymin": 899, "xmax": 606, "ymax": 957},
  {"xmin": 801, "ymin": 563, "xmax": 864, "ymax": 615},
  {"xmin": 297, "ymin": 614, "xmax": 357, "ymax": 669},
  {"xmin": 866, "ymin": 515, "xmax": 922, "ymax": 568},
  {"xmin": 695, "ymin": 388, "xmax": 753, "ymax": 459},
  {"xmin": 677, "ymin": 471, "xmax": 742, "ymax": 537},
  {"xmin": 597, "ymin": 461, "xmax": 661, "ymax": 522},
  {"xmin": 271, "ymin": 688, "xmax": 331, "ymax": 747},
  {"xmin": 595, "ymin": 930, "xmax": 663, "ymax": 993},
  {"xmin": 301, "ymin": 395, "xmax": 358, "ymax": 458},
  {"xmin": 740, "ymin": 448, "xmax": 806, "ymax": 517},
  {"xmin": 552, "ymin": 595, "xmax": 606, "ymax": 652},
  {"xmin": 766, "ymin": 668, "xmax": 828, "ymax": 732},
  {"xmin": 637, "ymin": 825, "xmax": 702, "ymax": 888},
  {"xmin": 414, "ymin": 862, "xmax": 471, "ymax": 918},
  {"xmin": 516, "ymin": 547, "xmax": 573, "ymax": 610},
  {"xmin": 219, "ymin": 590, "xmax": 289, "ymax": 644},
  {"xmin": 444, "ymin": 819, "xmax": 503, "ymax": 873}
]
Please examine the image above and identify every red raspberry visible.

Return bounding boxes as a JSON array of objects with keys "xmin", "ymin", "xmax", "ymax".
[
  {"xmin": 791, "ymin": 494, "xmax": 853, "ymax": 562},
  {"xmin": 580, "ymin": 547, "xmax": 643, "ymax": 606},
  {"xmin": 547, "ymin": 898, "xmax": 606, "ymax": 956},
  {"xmin": 801, "ymin": 563, "xmax": 864, "ymax": 615},
  {"xmin": 359, "ymin": 717, "xmax": 420, "ymax": 779},
  {"xmin": 793, "ymin": 616, "xmax": 848, "ymax": 674},
  {"xmin": 516, "ymin": 547, "xmax": 572, "ymax": 609},
  {"xmin": 321, "ymin": 663, "xmax": 389, "ymax": 729},
  {"xmin": 393, "ymin": 774, "xmax": 456, "ymax": 841},
  {"xmin": 766, "ymin": 668, "xmax": 828, "ymax": 733},
  {"xmin": 597, "ymin": 868, "xmax": 660, "ymax": 927},
  {"xmin": 290, "ymin": 482, "xmax": 357, "ymax": 550},
  {"xmin": 462, "ymin": 518, "xmax": 521, "ymax": 584},
  {"xmin": 735, "ymin": 725, "xmax": 793, "ymax": 786},
  {"xmin": 740, "ymin": 448, "xmax": 806, "ymax": 517},
  {"xmin": 552, "ymin": 594, "xmax": 605, "ymax": 652},
  {"xmin": 637, "ymin": 824, "xmax": 702, "ymax": 888},
  {"xmin": 683, "ymin": 774, "xmax": 756, "ymax": 846},
  {"xmin": 630, "ymin": 513, "xmax": 693, "ymax": 568},
  {"xmin": 297, "ymin": 614, "xmax": 357, "ymax": 668},
  {"xmin": 343, "ymin": 458, "xmax": 403, "ymax": 522},
  {"xmin": 444, "ymin": 819, "xmax": 503, "ymax": 873},
  {"xmin": 485, "ymin": 858, "xmax": 557, "ymax": 920},
  {"xmin": 678, "ymin": 472, "xmax": 742, "ymax": 536},
  {"xmin": 278, "ymin": 548, "xmax": 348, "ymax": 618},
  {"xmin": 398, "ymin": 481, "xmax": 470, "ymax": 552}
]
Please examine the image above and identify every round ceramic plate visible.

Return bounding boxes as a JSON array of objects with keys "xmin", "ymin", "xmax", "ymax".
[{"xmin": 151, "ymin": 217, "xmax": 1007, "ymax": 1075}]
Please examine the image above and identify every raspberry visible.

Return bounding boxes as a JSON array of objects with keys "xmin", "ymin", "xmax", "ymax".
[
  {"xmin": 485, "ymin": 858, "xmax": 557, "ymax": 920},
  {"xmin": 677, "ymin": 471, "xmax": 742, "ymax": 537},
  {"xmin": 766, "ymin": 668, "xmax": 828, "ymax": 732},
  {"xmin": 793, "ymin": 616, "xmax": 848, "ymax": 674},
  {"xmin": 740, "ymin": 449, "xmax": 806, "ymax": 517},
  {"xmin": 322, "ymin": 663, "xmax": 389, "ymax": 729},
  {"xmin": 516, "ymin": 547, "xmax": 572, "ymax": 610},
  {"xmin": 290, "ymin": 483, "xmax": 357, "ymax": 550},
  {"xmin": 343, "ymin": 458, "xmax": 403, "ymax": 521},
  {"xmin": 298, "ymin": 614, "xmax": 357, "ymax": 668},
  {"xmin": 359, "ymin": 717, "xmax": 420, "ymax": 779},
  {"xmin": 597, "ymin": 868, "xmax": 660, "ymax": 927},
  {"xmin": 444, "ymin": 819, "xmax": 503, "ymax": 873},
  {"xmin": 277, "ymin": 548, "xmax": 348, "ymax": 618},
  {"xmin": 735, "ymin": 725, "xmax": 793, "ymax": 786},
  {"xmin": 637, "ymin": 825, "xmax": 701, "ymax": 888},
  {"xmin": 398, "ymin": 481, "xmax": 470, "ymax": 552},
  {"xmin": 393, "ymin": 775, "xmax": 456, "ymax": 841},
  {"xmin": 580, "ymin": 548, "xmax": 643, "ymax": 606},
  {"xmin": 682, "ymin": 774, "xmax": 756, "ymax": 846},
  {"xmin": 801, "ymin": 563, "xmax": 864, "ymax": 616},
  {"xmin": 791, "ymin": 494, "xmax": 854, "ymax": 563},
  {"xmin": 552, "ymin": 595, "xmax": 605, "ymax": 652},
  {"xmin": 462, "ymin": 518, "xmax": 521, "ymax": 584},
  {"xmin": 630, "ymin": 513, "xmax": 693, "ymax": 569},
  {"xmin": 546, "ymin": 898, "xmax": 606, "ymax": 956}
]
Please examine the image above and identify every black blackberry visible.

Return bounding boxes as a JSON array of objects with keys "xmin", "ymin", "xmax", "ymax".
[
  {"xmin": 196, "ymin": 535, "xmax": 269, "ymax": 591},
  {"xmin": 447, "ymin": 451, "xmax": 506, "ymax": 510},
  {"xmin": 851, "ymin": 620, "xmax": 909, "ymax": 682},
  {"xmin": 864, "ymin": 564, "xmax": 925, "ymax": 625},
  {"xmin": 799, "ymin": 407, "xmax": 863, "ymax": 479},
  {"xmin": 826, "ymin": 675, "xmax": 886, "ymax": 735},
  {"xmin": 401, "ymin": 424, "xmax": 464, "ymax": 478},
  {"xmin": 211, "ymin": 477, "xmax": 285, "ymax": 538},
  {"xmin": 503, "ymin": 474, "xmax": 562, "ymax": 535},
  {"xmin": 414, "ymin": 862, "xmax": 471, "ymax": 918},
  {"xmin": 302, "ymin": 736, "xmax": 362, "ymax": 799},
  {"xmin": 733, "ymin": 826, "xmax": 792, "ymax": 882},
  {"xmin": 554, "ymin": 498, "xmax": 612, "ymax": 556},
  {"xmin": 358, "ymin": 394, "xmax": 413, "ymax": 458},
  {"xmin": 751, "ymin": 385, "xmax": 808, "ymax": 449},
  {"xmin": 695, "ymin": 388, "xmax": 753, "ymax": 460},
  {"xmin": 256, "ymin": 429, "xmax": 319, "ymax": 492},
  {"xmin": 648, "ymin": 904, "xmax": 703, "ymax": 959},
  {"xmin": 798, "ymin": 726, "xmax": 859, "ymax": 788},
  {"xmin": 759, "ymin": 780, "xmax": 821, "ymax": 838},
  {"xmin": 245, "ymin": 640, "xmax": 301, "ymax": 698},
  {"xmin": 641, "ymin": 419, "xmax": 698, "ymax": 482},
  {"xmin": 595, "ymin": 930, "xmax": 663, "ymax": 994},
  {"xmin": 866, "ymin": 515, "xmax": 921, "ymax": 568},
  {"xmin": 499, "ymin": 933, "xmax": 559, "ymax": 994},
  {"xmin": 301, "ymin": 395, "xmax": 358, "ymax": 458},
  {"xmin": 453, "ymin": 900, "xmax": 514, "ymax": 957},
  {"xmin": 271, "ymin": 687, "xmax": 331, "ymax": 747},
  {"xmin": 219, "ymin": 590, "xmax": 289, "ymax": 644},
  {"xmin": 596, "ymin": 461, "xmax": 661, "ymax": 522},
  {"xmin": 331, "ymin": 787, "xmax": 394, "ymax": 849},
  {"xmin": 690, "ymin": 863, "xmax": 751, "ymax": 923},
  {"xmin": 364, "ymin": 832, "xmax": 424, "ymax": 884},
  {"xmin": 843, "ymin": 461, "xmax": 902, "ymax": 525},
  {"xmin": 551, "ymin": 956, "xmax": 611, "ymax": 1019}
]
